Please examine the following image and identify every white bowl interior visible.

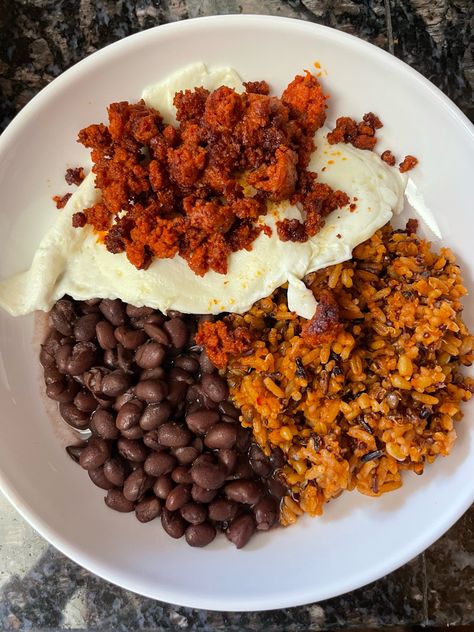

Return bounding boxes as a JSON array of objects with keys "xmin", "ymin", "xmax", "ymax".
[{"xmin": 0, "ymin": 16, "xmax": 473, "ymax": 611}]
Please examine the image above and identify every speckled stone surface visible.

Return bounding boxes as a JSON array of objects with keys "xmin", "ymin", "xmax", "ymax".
[{"xmin": 0, "ymin": 1, "xmax": 473, "ymax": 630}]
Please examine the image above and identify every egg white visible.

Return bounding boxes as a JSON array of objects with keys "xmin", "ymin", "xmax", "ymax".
[{"xmin": 0, "ymin": 63, "xmax": 406, "ymax": 318}]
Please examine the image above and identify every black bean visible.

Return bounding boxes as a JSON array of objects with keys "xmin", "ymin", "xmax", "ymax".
[
  {"xmin": 135, "ymin": 379, "xmax": 168, "ymax": 403},
  {"xmin": 167, "ymin": 310, "xmax": 183, "ymax": 319},
  {"xmin": 253, "ymin": 496, "xmax": 278, "ymax": 531},
  {"xmin": 50, "ymin": 299, "xmax": 76, "ymax": 336},
  {"xmin": 185, "ymin": 522, "xmax": 216, "ymax": 547},
  {"xmin": 143, "ymin": 430, "xmax": 162, "ymax": 451},
  {"xmin": 139, "ymin": 402, "xmax": 172, "ymax": 430},
  {"xmin": 204, "ymin": 423, "xmax": 237, "ymax": 450},
  {"xmin": 217, "ymin": 449, "xmax": 238, "ymax": 474},
  {"xmin": 66, "ymin": 342, "xmax": 97, "ymax": 375},
  {"xmin": 191, "ymin": 484, "xmax": 217, "ymax": 504},
  {"xmin": 105, "ymin": 489, "xmax": 135, "ymax": 513},
  {"xmin": 173, "ymin": 446, "xmax": 199, "ymax": 465},
  {"xmin": 157, "ymin": 423, "xmax": 192, "ymax": 448},
  {"xmin": 115, "ymin": 325, "xmax": 147, "ymax": 350},
  {"xmin": 99, "ymin": 299, "xmax": 126, "ymax": 327},
  {"xmin": 267, "ymin": 476, "xmax": 287, "ymax": 500},
  {"xmin": 55, "ymin": 343, "xmax": 73, "ymax": 374},
  {"xmin": 269, "ymin": 447, "xmax": 285, "ymax": 469},
  {"xmin": 191, "ymin": 461, "xmax": 227, "ymax": 490},
  {"xmin": 96, "ymin": 320, "xmax": 117, "ymax": 350},
  {"xmin": 59, "ymin": 402, "xmax": 90, "ymax": 430},
  {"xmin": 79, "ymin": 437, "xmax": 110, "ymax": 470},
  {"xmin": 249, "ymin": 444, "xmax": 272, "ymax": 478},
  {"xmin": 65, "ymin": 444, "xmax": 86, "ymax": 464},
  {"xmin": 153, "ymin": 474, "xmax": 174, "ymax": 499},
  {"xmin": 161, "ymin": 508, "xmax": 186, "ymax": 539},
  {"xmin": 231, "ymin": 456, "xmax": 254, "ymax": 480},
  {"xmin": 169, "ymin": 367, "xmax": 194, "ymax": 385},
  {"xmin": 166, "ymin": 381, "xmax": 188, "ymax": 409},
  {"xmin": 44, "ymin": 364, "xmax": 63, "ymax": 384},
  {"xmin": 218, "ymin": 401, "xmax": 240, "ymax": 419},
  {"xmin": 88, "ymin": 466, "xmax": 116, "ymax": 490},
  {"xmin": 180, "ymin": 502, "xmax": 207, "ymax": 525},
  {"xmin": 165, "ymin": 483, "xmax": 191, "ymax": 511},
  {"xmin": 101, "ymin": 370, "xmax": 131, "ymax": 398},
  {"xmin": 126, "ymin": 304, "xmax": 154, "ymax": 319},
  {"xmin": 123, "ymin": 467, "xmax": 153, "ymax": 502},
  {"xmin": 135, "ymin": 342, "xmax": 165, "ymax": 369},
  {"xmin": 171, "ymin": 466, "xmax": 193, "ymax": 484},
  {"xmin": 90, "ymin": 408, "xmax": 119, "ymax": 440},
  {"xmin": 208, "ymin": 498, "xmax": 239, "ymax": 522},
  {"xmin": 193, "ymin": 437, "xmax": 204, "ymax": 453},
  {"xmin": 120, "ymin": 425, "xmax": 145, "ymax": 440},
  {"xmin": 103, "ymin": 457, "xmax": 128, "ymax": 486},
  {"xmin": 74, "ymin": 389, "xmax": 98, "ymax": 413},
  {"xmin": 140, "ymin": 367, "xmax": 166, "ymax": 381},
  {"xmin": 163, "ymin": 318, "xmax": 188, "ymax": 349},
  {"xmin": 83, "ymin": 367, "xmax": 108, "ymax": 396},
  {"xmin": 117, "ymin": 344, "xmax": 134, "ymax": 372},
  {"xmin": 225, "ymin": 480, "xmax": 261, "ymax": 505},
  {"xmin": 40, "ymin": 331, "xmax": 62, "ymax": 368},
  {"xmin": 117, "ymin": 437, "xmax": 147, "ymax": 462},
  {"xmin": 74, "ymin": 313, "xmax": 101, "ymax": 342},
  {"xmin": 135, "ymin": 497, "xmax": 161, "ymax": 523},
  {"xmin": 113, "ymin": 390, "xmax": 135, "ymax": 411},
  {"xmin": 201, "ymin": 374, "xmax": 228, "ymax": 402},
  {"xmin": 116, "ymin": 401, "xmax": 142, "ymax": 431},
  {"xmin": 185, "ymin": 409, "xmax": 220, "ymax": 435},
  {"xmin": 46, "ymin": 376, "xmax": 79, "ymax": 403},
  {"xmin": 143, "ymin": 323, "xmax": 170, "ymax": 345},
  {"xmin": 199, "ymin": 350, "xmax": 216, "ymax": 374},
  {"xmin": 235, "ymin": 426, "xmax": 251, "ymax": 452},
  {"xmin": 144, "ymin": 452, "xmax": 176, "ymax": 477},
  {"xmin": 226, "ymin": 514, "xmax": 256, "ymax": 549},
  {"xmin": 103, "ymin": 349, "xmax": 118, "ymax": 368},
  {"xmin": 174, "ymin": 355, "xmax": 199, "ymax": 373},
  {"xmin": 221, "ymin": 415, "xmax": 237, "ymax": 424}
]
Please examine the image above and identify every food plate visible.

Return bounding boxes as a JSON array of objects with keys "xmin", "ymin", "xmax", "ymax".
[{"xmin": 0, "ymin": 15, "xmax": 473, "ymax": 611}]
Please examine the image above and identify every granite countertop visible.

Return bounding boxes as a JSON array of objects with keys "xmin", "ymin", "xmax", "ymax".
[{"xmin": 0, "ymin": 1, "xmax": 473, "ymax": 630}]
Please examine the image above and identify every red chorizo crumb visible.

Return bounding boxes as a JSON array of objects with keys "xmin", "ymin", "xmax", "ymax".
[
  {"xmin": 301, "ymin": 290, "xmax": 342, "ymax": 345},
  {"xmin": 173, "ymin": 87, "xmax": 210, "ymax": 123},
  {"xmin": 276, "ymin": 219, "xmax": 307, "ymax": 242},
  {"xmin": 65, "ymin": 167, "xmax": 85, "ymax": 186},
  {"xmin": 195, "ymin": 320, "xmax": 253, "ymax": 369},
  {"xmin": 399, "ymin": 155, "xmax": 418, "ymax": 173},
  {"xmin": 282, "ymin": 71, "xmax": 327, "ymax": 132},
  {"xmin": 53, "ymin": 193, "xmax": 72, "ymax": 209},
  {"xmin": 73, "ymin": 71, "xmax": 349, "ymax": 275},
  {"xmin": 72, "ymin": 211, "xmax": 87, "ymax": 228},
  {"xmin": 247, "ymin": 145, "xmax": 298, "ymax": 201},
  {"xmin": 243, "ymin": 80, "xmax": 270, "ymax": 95},
  {"xmin": 405, "ymin": 218, "xmax": 419, "ymax": 234},
  {"xmin": 349, "ymin": 203, "xmax": 357, "ymax": 212},
  {"xmin": 327, "ymin": 112, "xmax": 382, "ymax": 150},
  {"xmin": 381, "ymin": 150, "xmax": 396, "ymax": 166},
  {"xmin": 362, "ymin": 112, "xmax": 382, "ymax": 129},
  {"xmin": 336, "ymin": 233, "xmax": 341, "ymax": 239}
]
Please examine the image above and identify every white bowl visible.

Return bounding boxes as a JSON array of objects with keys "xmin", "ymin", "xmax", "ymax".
[{"xmin": 0, "ymin": 15, "xmax": 473, "ymax": 611}]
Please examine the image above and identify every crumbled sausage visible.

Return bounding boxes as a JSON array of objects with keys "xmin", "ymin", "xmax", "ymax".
[
  {"xmin": 381, "ymin": 150, "xmax": 396, "ymax": 166},
  {"xmin": 399, "ymin": 155, "xmax": 418, "ymax": 173},
  {"xmin": 195, "ymin": 321, "xmax": 253, "ymax": 369},
  {"xmin": 65, "ymin": 167, "xmax": 85, "ymax": 186},
  {"xmin": 301, "ymin": 290, "xmax": 342, "ymax": 345},
  {"xmin": 72, "ymin": 72, "xmax": 349, "ymax": 276}
]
